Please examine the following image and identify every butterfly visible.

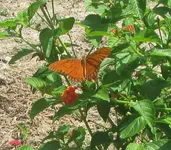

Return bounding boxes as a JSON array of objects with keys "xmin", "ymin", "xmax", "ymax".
[{"xmin": 48, "ymin": 47, "xmax": 112, "ymax": 81}]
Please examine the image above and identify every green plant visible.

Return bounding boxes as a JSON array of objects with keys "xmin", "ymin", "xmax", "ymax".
[{"xmin": 1, "ymin": 0, "xmax": 171, "ymax": 149}]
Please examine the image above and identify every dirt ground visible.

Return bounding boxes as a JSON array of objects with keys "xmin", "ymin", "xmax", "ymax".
[{"xmin": 0, "ymin": 0, "xmax": 97, "ymax": 149}]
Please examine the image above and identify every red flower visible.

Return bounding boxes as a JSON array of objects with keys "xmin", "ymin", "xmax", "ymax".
[
  {"xmin": 66, "ymin": 131, "xmax": 73, "ymax": 136},
  {"xmin": 9, "ymin": 140, "xmax": 21, "ymax": 146},
  {"xmin": 123, "ymin": 25, "xmax": 135, "ymax": 34},
  {"xmin": 110, "ymin": 28, "xmax": 118, "ymax": 35},
  {"xmin": 61, "ymin": 86, "xmax": 78, "ymax": 105}
]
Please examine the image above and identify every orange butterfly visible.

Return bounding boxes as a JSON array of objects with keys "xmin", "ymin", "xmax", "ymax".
[{"xmin": 48, "ymin": 47, "xmax": 112, "ymax": 81}]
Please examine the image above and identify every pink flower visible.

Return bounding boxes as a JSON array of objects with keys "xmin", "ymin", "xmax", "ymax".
[{"xmin": 9, "ymin": 140, "xmax": 21, "ymax": 146}]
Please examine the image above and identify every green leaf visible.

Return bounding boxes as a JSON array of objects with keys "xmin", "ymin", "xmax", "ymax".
[
  {"xmin": 9, "ymin": 49, "xmax": 34, "ymax": 64},
  {"xmin": 28, "ymin": 0, "xmax": 46, "ymax": 20},
  {"xmin": 51, "ymin": 85, "xmax": 66, "ymax": 96},
  {"xmin": 46, "ymin": 72, "xmax": 62, "ymax": 88},
  {"xmin": 151, "ymin": 49, "xmax": 171, "ymax": 58},
  {"xmin": 0, "ymin": 31, "xmax": 10, "ymax": 38},
  {"xmin": 68, "ymin": 127, "xmax": 86, "ymax": 147},
  {"xmin": 138, "ymin": 79, "xmax": 168, "ymax": 100},
  {"xmin": 53, "ymin": 101, "xmax": 85, "ymax": 120},
  {"xmin": 129, "ymin": 0, "xmax": 146, "ymax": 19},
  {"xmin": 17, "ymin": 10, "xmax": 29, "ymax": 26},
  {"xmin": 58, "ymin": 124, "xmax": 70, "ymax": 135},
  {"xmin": 133, "ymin": 29, "xmax": 160, "ymax": 44},
  {"xmin": 25, "ymin": 77, "xmax": 48, "ymax": 90},
  {"xmin": 157, "ymin": 116, "xmax": 171, "ymax": 125},
  {"xmin": 81, "ymin": 14, "xmax": 101, "ymax": 28},
  {"xmin": 143, "ymin": 139, "xmax": 171, "ymax": 150},
  {"xmin": 0, "ymin": 18, "xmax": 18, "ymax": 27},
  {"xmin": 39, "ymin": 28, "xmax": 54, "ymax": 58},
  {"xmin": 97, "ymin": 101, "xmax": 111, "ymax": 122},
  {"xmin": 38, "ymin": 140, "xmax": 61, "ymax": 150},
  {"xmin": 93, "ymin": 87, "xmax": 110, "ymax": 102},
  {"xmin": 30, "ymin": 98, "xmax": 53, "ymax": 119},
  {"xmin": 59, "ymin": 17, "xmax": 75, "ymax": 35},
  {"xmin": 19, "ymin": 145, "xmax": 35, "ymax": 150},
  {"xmin": 120, "ymin": 116, "xmax": 147, "ymax": 139},
  {"xmin": 88, "ymin": 31, "xmax": 111, "ymax": 37},
  {"xmin": 131, "ymin": 100, "xmax": 155, "ymax": 130},
  {"xmin": 126, "ymin": 143, "xmax": 143, "ymax": 150},
  {"xmin": 85, "ymin": 1, "xmax": 109, "ymax": 13},
  {"xmin": 91, "ymin": 131, "xmax": 111, "ymax": 148},
  {"xmin": 153, "ymin": 6, "xmax": 171, "ymax": 17}
]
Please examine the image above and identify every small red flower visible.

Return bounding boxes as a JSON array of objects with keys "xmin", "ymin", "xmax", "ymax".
[
  {"xmin": 9, "ymin": 140, "xmax": 21, "ymax": 146},
  {"xmin": 110, "ymin": 28, "xmax": 118, "ymax": 35},
  {"xmin": 123, "ymin": 25, "xmax": 135, "ymax": 34},
  {"xmin": 61, "ymin": 86, "xmax": 78, "ymax": 105},
  {"xmin": 135, "ymin": 71, "xmax": 141, "ymax": 78},
  {"xmin": 66, "ymin": 131, "xmax": 73, "ymax": 136}
]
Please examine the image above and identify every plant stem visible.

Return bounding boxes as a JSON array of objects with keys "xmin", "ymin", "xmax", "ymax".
[
  {"xmin": 79, "ymin": 108, "xmax": 93, "ymax": 137},
  {"xmin": 36, "ymin": 12, "xmax": 51, "ymax": 27},
  {"xmin": 40, "ymin": 6, "xmax": 53, "ymax": 29},
  {"xmin": 58, "ymin": 37, "xmax": 72, "ymax": 57},
  {"xmin": 156, "ymin": 107, "xmax": 171, "ymax": 111},
  {"xmin": 67, "ymin": 33, "xmax": 77, "ymax": 58},
  {"xmin": 51, "ymin": 0, "xmax": 56, "ymax": 25},
  {"xmin": 115, "ymin": 99, "xmax": 129, "ymax": 105}
]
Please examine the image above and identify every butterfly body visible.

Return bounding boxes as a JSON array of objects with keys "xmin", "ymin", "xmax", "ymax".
[{"xmin": 48, "ymin": 47, "xmax": 111, "ymax": 81}]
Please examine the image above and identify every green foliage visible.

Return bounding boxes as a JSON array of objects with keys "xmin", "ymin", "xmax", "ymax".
[{"xmin": 2, "ymin": 0, "xmax": 171, "ymax": 149}]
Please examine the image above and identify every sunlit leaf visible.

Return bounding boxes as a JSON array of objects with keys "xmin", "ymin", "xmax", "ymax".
[
  {"xmin": 131, "ymin": 100, "xmax": 155, "ymax": 130},
  {"xmin": 30, "ymin": 98, "xmax": 54, "ymax": 119},
  {"xmin": 19, "ymin": 145, "xmax": 35, "ymax": 150},
  {"xmin": 126, "ymin": 143, "xmax": 143, "ymax": 150},
  {"xmin": 120, "ymin": 116, "xmax": 147, "ymax": 139}
]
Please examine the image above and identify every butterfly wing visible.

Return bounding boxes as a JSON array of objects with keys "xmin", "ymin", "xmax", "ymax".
[
  {"xmin": 85, "ymin": 47, "xmax": 112, "ymax": 79},
  {"xmin": 48, "ymin": 59, "xmax": 85, "ymax": 81}
]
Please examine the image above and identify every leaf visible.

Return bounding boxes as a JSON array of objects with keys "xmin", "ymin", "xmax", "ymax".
[
  {"xmin": 91, "ymin": 131, "xmax": 111, "ymax": 148},
  {"xmin": 97, "ymin": 101, "xmax": 111, "ymax": 122},
  {"xmin": 138, "ymin": 79, "xmax": 168, "ymax": 100},
  {"xmin": 120, "ymin": 116, "xmax": 147, "ymax": 139},
  {"xmin": 25, "ymin": 77, "xmax": 48, "ymax": 90},
  {"xmin": 17, "ymin": 10, "xmax": 29, "ymax": 26},
  {"xmin": 130, "ymin": 100, "xmax": 155, "ymax": 130},
  {"xmin": 153, "ymin": 6, "xmax": 171, "ymax": 17},
  {"xmin": 28, "ymin": 0, "xmax": 46, "ymax": 20},
  {"xmin": 126, "ymin": 143, "xmax": 143, "ymax": 150},
  {"xmin": 19, "ymin": 145, "xmax": 35, "ymax": 150},
  {"xmin": 68, "ymin": 127, "xmax": 86, "ymax": 147},
  {"xmin": 132, "ymin": 29, "xmax": 160, "ymax": 44},
  {"xmin": 38, "ymin": 140, "xmax": 61, "ymax": 150},
  {"xmin": 39, "ymin": 28, "xmax": 54, "ymax": 58},
  {"xmin": 9, "ymin": 49, "xmax": 34, "ymax": 64},
  {"xmin": 46, "ymin": 72, "xmax": 62, "ymax": 87},
  {"xmin": 143, "ymin": 139, "xmax": 171, "ymax": 150},
  {"xmin": 157, "ymin": 116, "xmax": 171, "ymax": 125},
  {"xmin": 30, "ymin": 98, "xmax": 53, "ymax": 119},
  {"xmin": 58, "ymin": 124, "xmax": 70, "ymax": 135},
  {"xmin": 51, "ymin": 85, "xmax": 66, "ymax": 96},
  {"xmin": 53, "ymin": 101, "xmax": 86, "ymax": 120},
  {"xmin": 151, "ymin": 49, "xmax": 171, "ymax": 58},
  {"xmin": 93, "ymin": 87, "xmax": 110, "ymax": 102},
  {"xmin": 59, "ymin": 17, "xmax": 75, "ymax": 35},
  {"xmin": 81, "ymin": 14, "xmax": 101, "ymax": 28},
  {"xmin": 88, "ymin": 31, "xmax": 111, "ymax": 37},
  {"xmin": 129, "ymin": 0, "xmax": 146, "ymax": 19},
  {"xmin": 0, "ymin": 31, "xmax": 10, "ymax": 38},
  {"xmin": 0, "ymin": 18, "xmax": 18, "ymax": 27}
]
